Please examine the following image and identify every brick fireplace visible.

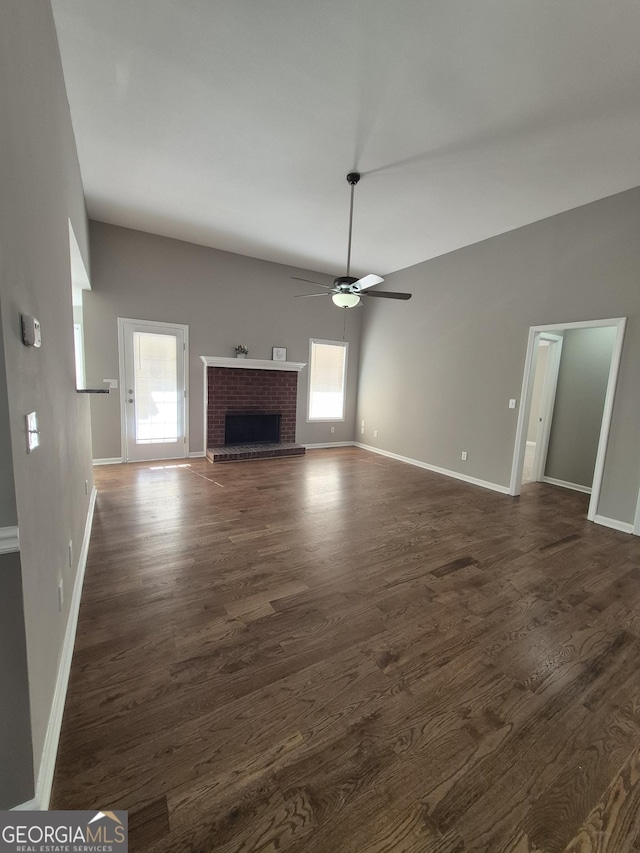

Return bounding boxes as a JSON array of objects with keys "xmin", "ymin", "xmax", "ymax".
[{"xmin": 201, "ymin": 356, "xmax": 307, "ymax": 462}]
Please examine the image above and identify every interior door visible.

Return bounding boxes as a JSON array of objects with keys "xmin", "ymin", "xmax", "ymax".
[
  {"xmin": 119, "ymin": 318, "xmax": 188, "ymax": 462},
  {"xmin": 531, "ymin": 335, "xmax": 563, "ymax": 481}
]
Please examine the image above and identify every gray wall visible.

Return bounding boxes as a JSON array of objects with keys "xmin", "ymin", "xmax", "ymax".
[
  {"xmin": 357, "ymin": 186, "xmax": 640, "ymax": 525},
  {"xmin": 0, "ymin": 552, "xmax": 34, "ymax": 808},
  {"xmin": 526, "ymin": 342, "xmax": 550, "ymax": 444},
  {"xmin": 545, "ymin": 327, "xmax": 616, "ymax": 489},
  {"xmin": 0, "ymin": 1, "xmax": 94, "ymax": 802},
  {"xmin": 85, "ymin": 221, "xmax": 362, "ymax": 459}
]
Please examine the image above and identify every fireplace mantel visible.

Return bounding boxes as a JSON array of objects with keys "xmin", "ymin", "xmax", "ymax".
[{"xmin": 200, "ymin": 356, "xmax": 306, "ymax": 372}]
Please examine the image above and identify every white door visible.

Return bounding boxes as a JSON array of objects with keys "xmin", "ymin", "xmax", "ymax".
[
  {"xmin": 119, "ymin": 318, "xmax": 188, "ymax": 462},
  {"xmin": 531, "ymin": 335, "xmax": 563, "ymax": 482}
]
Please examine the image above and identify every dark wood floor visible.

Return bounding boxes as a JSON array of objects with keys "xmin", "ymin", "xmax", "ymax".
[{"xmin": 52, "ymin": 449, "xmax": 640, "ymax": 852}]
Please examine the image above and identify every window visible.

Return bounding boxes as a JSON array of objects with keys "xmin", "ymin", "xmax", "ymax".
[{"xmin": 308, "ymin": 339, "xmax": 348, "ymax": 421}]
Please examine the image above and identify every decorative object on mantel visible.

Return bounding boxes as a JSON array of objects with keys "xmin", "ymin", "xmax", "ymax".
[
  {"xmin": 235, "ymin": 344, "xmax": 249, "ymax": 359},
  {"xmin": 272, "ymin": 347, "xmax": 287, "ymax": 361},
  {"xmin": 292, "ymin": 172, "xmax": 412, "ymax": 308}
]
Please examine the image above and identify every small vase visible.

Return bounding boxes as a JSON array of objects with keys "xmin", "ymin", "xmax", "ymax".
[{"xmin": 236, "ymin": 353, "xmax": 246, "ymax": 359}]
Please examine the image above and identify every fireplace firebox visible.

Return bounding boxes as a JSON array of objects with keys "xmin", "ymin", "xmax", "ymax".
[{"xmin": 225, "ymin": 413, "xmax": 281, "ymax": 445}]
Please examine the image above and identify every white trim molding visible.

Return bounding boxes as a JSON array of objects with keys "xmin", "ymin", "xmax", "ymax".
[
  {"xmin": 594, "ymin": 515, "xmax": 634, "ymax": 535},
  {"xmin": 355, "ymin": 443, "xmax": 510, "ymax": 495},
  {"xmin": 0, "ymin": 526, "xmax": 20, "ymax": 554},
  {"xmin": 542, "ymin": 476, "xmax": 592, "ymax": 495},
  {"xmin": 303, "ymin": 442, "xmax": 356, "ymax": 450},
  {"xmin": 93, "ymin": 457, "xmax": 122, "ymax": 466},
  {"xmin": 33, "ymin": 486, "xmax": 97, "ymax": 810},
  {"xmin": 200, "ymin": 355, "xmax": 307, "ymax": 372},
  {"xmin": 188, "ymin": 451, "xmax": 206, "ymax": 458},
  {"xmin": 11, "ymin": 797, "xmax": 39, "ymax": 811}
]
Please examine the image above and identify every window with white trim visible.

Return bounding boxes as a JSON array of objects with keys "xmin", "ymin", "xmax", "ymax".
[{"xmin": 308, "ymin": 339, "xmax": 348, "ymax": 421}]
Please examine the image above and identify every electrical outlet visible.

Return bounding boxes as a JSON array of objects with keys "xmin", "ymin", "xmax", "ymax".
[
  {"xmin": 360, "ymin": 426, "xmax": 365, "ymax": 434},
  {"xmin": 330, "ymin": 426, "xmax": 335, "ymax": 433},
  {"xmin": 361, "ymin": 420, "xmax": 365, "ymax": 428},
  {"xmin": 68, "ymin": 540, "xmax": 73, "ymax": 568},
  {"xmin": 509, "ymin": 398, "xmax": 517, "ymax": 409},
  {"xmin": 58, "ymin": 579, "xmax": 64, "ymax": 612},
  {"xmin": 85, "ymin": 478, "xmax": 89, "ymax": 495},
  {"xmin": 461, "ymin": 451, "xmax": 468, "ymax": 461},
  {"xmin": 374, "ymin": 430, "xmax": 378, "ymax": 438}
]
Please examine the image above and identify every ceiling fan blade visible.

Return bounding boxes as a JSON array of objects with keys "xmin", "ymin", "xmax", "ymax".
[
  {"xmin": 353, "ymin": 274, "xmax": 384, "ymax": 291},
  {"xmin": 291, "ymin": 276, "xmax": 333, "ymax": 290},
  {"xmin": 295, "ymin": 292, "xmax": 330, "ymax": 298},
  {"xmin": 361, "ymin": 290, "xmax": 412, "ymax": 300}
]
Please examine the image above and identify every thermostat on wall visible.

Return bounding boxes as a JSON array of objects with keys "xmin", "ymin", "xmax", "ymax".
[{"xmin": 21, "ymin": 314, "xmax": 41, "ymax": 347}]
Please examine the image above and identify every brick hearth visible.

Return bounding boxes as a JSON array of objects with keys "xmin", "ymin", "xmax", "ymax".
[{"xmin": 206, "ymin": 442, "xmax": 304, "ymax": 463}]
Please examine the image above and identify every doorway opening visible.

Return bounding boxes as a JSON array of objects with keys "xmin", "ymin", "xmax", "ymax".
[{"xmin": 510, "ymin": 317, "xmax": 626, "ymax": 522}]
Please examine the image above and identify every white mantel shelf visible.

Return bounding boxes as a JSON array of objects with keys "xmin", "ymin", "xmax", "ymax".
[{"xmin": 200, "ymin": 356, "xmax": 307, "ymax": 372}]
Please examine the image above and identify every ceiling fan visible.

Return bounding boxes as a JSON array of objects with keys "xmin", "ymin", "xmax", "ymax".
[{"xmin": 293, "ymin": 172, "xmax": 412, "ymax": 308}]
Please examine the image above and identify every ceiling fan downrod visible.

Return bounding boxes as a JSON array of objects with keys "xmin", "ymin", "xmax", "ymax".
[{"xmin": 345, "ymin": 171, "xmax": 360, "ymax": 279}]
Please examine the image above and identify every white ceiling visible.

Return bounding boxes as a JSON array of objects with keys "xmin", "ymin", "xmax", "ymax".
[{"xmin": 51, "ymin": 0, "xmax": 640, "ymax": 278}]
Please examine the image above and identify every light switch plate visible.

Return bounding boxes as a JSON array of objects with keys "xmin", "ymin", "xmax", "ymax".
[
  {"xmin": 26, "ymin": 411, "xmax": 39, "ymax": 452},
  {"xmin": 509, "ymin": 399, "xmax": 517, "ymax": 409}
]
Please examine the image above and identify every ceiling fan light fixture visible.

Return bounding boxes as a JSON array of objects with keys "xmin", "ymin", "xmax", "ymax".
[{"xmin": 332, "ymin": 292, "xmax": 361, "ymax": 308}]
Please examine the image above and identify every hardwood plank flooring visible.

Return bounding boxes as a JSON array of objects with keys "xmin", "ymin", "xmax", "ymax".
[{"xmin": 51, "ymin": 448, "xmax": 640, "ymax": 852}]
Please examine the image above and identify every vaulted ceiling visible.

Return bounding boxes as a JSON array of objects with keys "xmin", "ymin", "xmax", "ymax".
[{"xmin": 51, "ymin": 0, "xmax": 640, "ymax": 278}]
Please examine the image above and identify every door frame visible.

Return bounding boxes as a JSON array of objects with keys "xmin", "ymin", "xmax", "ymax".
[
  {"xmin": 509, "ymin": 317, "xmax": 627, "ymax": 522},
  {"xmin": 529, "ymin": 334, "xmax": 563, "ymax": 483},
  {"xmin": 117, "ymin": 317, "xmax": 189, "ymax": 463}
]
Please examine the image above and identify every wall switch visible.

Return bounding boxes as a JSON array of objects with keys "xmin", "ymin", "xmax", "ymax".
[
  {"xmin": 58, "ymin": 579, "xmax": 64, "ymax": 612},
  {"xmin": 374, "ymin": 430, "xmax": 378, "ymax": 438},
  {"xmin": 461, "ymin": 451, "xmax": 468, "ymax": 461},
  {"xmin": 68, "ymin": 540, "xmax": 73, "ymax": 568},
  {"xmin": 361, "ymin": 420, "xmax": 365, "ymax": 428},
  {"xmin": 509, "ymin": 398, "xmax": 517, "ymax": 409},
  {"xmin": 26, "ymin": 411, "xmax": 39, "ymax": 453},
  {"xmin": 85, "ymin": 479, "xmax": 89, "ymax": 495},
  {"xmin": 330, "ymin": 426, "xmax": 335, "ymax": 433},
  {"xmin": 104, "ymin": 379, "xmax": 118, "ymax": 389}
]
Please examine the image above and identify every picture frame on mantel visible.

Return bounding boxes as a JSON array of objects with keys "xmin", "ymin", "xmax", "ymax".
[{"xmin": 272, "ymin": 347, "xmax": 287, "ymax": 361}]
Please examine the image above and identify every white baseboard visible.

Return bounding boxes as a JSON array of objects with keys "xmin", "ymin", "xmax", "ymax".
[
  {"xmin": 594, "ymin": 514, "xmax": 635, "ymax": 535},
  {"xmin": 0, "ymin": 525, "xmax": 20, "ymax": 554},
  {"xmin": 31, "ymin": 486, "xmax": 97, "ymax": 810},
  {"xmin": 93, "ymin": 457, "xmax": 122, "ymax": 466},
  {"xmin": 11, "ymin": 797, "xmax": 39, "ymax": 811},
  {"xmin": 303, "ymin": 442, "xmax": 356, "ymax": 449},
  {"xmin": 188, "ymin": 451, "xmax": 206, "ymax": 458},
  {"xmin": 354, "ymin": 443, "xmax": 510, "ymax": 495},
  {"xmin": 542, "ymin": 476, "xmax": 592, "ymax": 494}
]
